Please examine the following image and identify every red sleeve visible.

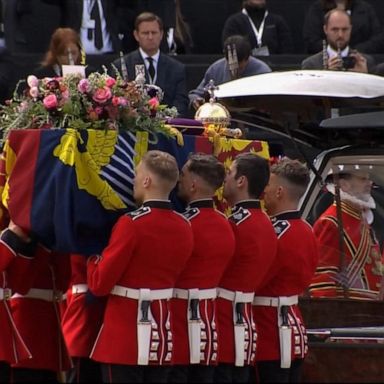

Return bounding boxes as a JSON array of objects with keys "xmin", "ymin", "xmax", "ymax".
[
  {"xmin": 87, "ymin": 216, "xmax": 137, "ymax": 296},
  {"xmin": 7, "ymin": 244, "xmax": 50, "ymax": 294},
  {"xmin": 0, "ymin": 241, "xmax": 17, "ymax": 271},
  {"xmin": 313, "ymin": 217, "xmax": 340, "ymax": 269},
  {"xmin": 310, "ymin": 217, "xmax": 340, "ymax": 297},
  {"xmin": 52, "ymin": 251, "xmax": 71, "ymax": 291}
]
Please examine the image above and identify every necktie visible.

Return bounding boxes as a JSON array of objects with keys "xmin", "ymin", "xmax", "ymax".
[
  {"xmin": 146, "ymin": 57, "xmax": 155, "ymax": 83},
  {"xmin": 90, "ymin": 0, "xmax": 103, "ymax": 50}
]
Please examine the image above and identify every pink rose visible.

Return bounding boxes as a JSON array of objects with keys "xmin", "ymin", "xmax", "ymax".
[
  {"xmin": 148, "ymin": 97, "xmax": 159, "ymax": 110},
  {"xmin": 92, "ymin": 87, "xmax": 112, "ymax": 104},
  {"xmin": 105, "ymin": 77, "xmax": 116, "ymax": 87},
  {"xmin": 118, "ymin": 97, "xmax": 128, "ymax": 107},
  {"xmin": 61, "ymin": 89, "xmax": 70, "ymax": 101},
  {"xmin": 111, "ymin": 96, "xmax": 128, "ymax": 107},
  {"xmin": 94, "ymin": 106, "xmax": 103, "ymax": 115},
  {"xmin": 27, "ymin": 75, "xmax": 39, "ymax": 88},
  {"xmin": 78, "ymin": 79, "xmax": 90, "ymax": 93},
  {"xmin": 29, "ymin": 86, "xmax": 39, "ymax": 98},
  {"xmin": 43, "ymin": 94, "xmax": 58, "ymax": 109}
]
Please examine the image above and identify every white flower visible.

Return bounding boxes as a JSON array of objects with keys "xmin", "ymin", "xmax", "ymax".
[{"xmin": 27, "ymin": 75, "xmax": 39, "ymax": 88}]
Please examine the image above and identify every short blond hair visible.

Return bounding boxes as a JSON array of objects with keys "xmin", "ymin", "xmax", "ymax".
[{"xmin": 142, "ymin": 150, "xmax": 179, "ymax": 188}]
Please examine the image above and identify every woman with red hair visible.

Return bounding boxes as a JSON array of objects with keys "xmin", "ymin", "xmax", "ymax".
[{"xmin": 34, "ymin": 27, "xmax": 84, "ymax": 78}]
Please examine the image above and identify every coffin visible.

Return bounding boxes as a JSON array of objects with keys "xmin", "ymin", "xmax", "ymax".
[{"xmin": 0, "ymin": 128, "xmax": 269, "ymax": 255}]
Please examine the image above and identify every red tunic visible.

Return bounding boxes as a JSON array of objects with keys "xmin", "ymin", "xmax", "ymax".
[
  {"xmin": 10, "ymin": 248, "xmax": 72, "ymax": 372},
  {"xmin": 87, "ymin": 200, "xmax": 193, "ymax": 365},
  {"xmin": 309, "ymin": 201, "xmax": 384, "ymax": 300},
  {"xmin": 0, "ymin": 233, "xmax": 34, "ymax": 365},
  {"xmin": 171, "ymin": 199, "xmax": 235, "ymax": 365},
  {"xmin": 61, "ymin": 254, "xmax": 106, "ymax": 358},
  {"xmin": 253, "ymin": 211, "xmax": 319, "ymax": 362},
  {"xmin": 217, "ymin": 200, "xmax": 278, "ymax": 365}
]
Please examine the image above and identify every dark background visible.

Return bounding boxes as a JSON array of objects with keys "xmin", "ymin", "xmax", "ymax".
[
  {"xmin": 2, "ymin": 0, "xmax": 384, "ymax": 101},
  {"xmin": 181, "ymin": 0, "xmax": 384, "ymax": 54}
]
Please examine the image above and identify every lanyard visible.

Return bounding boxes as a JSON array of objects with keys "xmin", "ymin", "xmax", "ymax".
[
  {"xmin": 87, "ymin": 0, "xmax": 96, "ymax": 16},
  {"xmin": 242, "ymin": 8, "xmax": 269, "ymax": 48}
]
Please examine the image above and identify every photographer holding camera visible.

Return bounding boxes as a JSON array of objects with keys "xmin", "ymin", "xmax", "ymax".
[{"xmin": 301, "ymin": 9, "xmax": 376, "ymax": 73}]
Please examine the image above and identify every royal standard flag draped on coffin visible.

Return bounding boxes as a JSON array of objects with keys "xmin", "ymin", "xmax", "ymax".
[
  {"xmin": 0, "ymin": 129, "xmax": 148, "ymax": 255},
  {"xmin": 0, "ymin": 129, "xmax": 269, "ymax": 255}
]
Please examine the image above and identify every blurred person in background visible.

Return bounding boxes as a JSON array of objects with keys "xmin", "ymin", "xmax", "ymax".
[
  {"xmin": 111, "ymin": 12, "xmax": 189, "ymax": 117},
  {"xmin": 3, "ymin": 0, "xmax": 60, "ymax": 53},
  {"xmin": 222, "ymin": 0, "xmax": 294, "ymax": 56},
  {"xmin": 303, "ymin": 0, "xmax": 382, "ymax": 54},
  {"xmin": 301, "ymin": 9, "xmax": 376, "ymax": 73},
  {"xmin": 137, "ymin": 0, "xmax": 178, "ymax": 54},
  {"xmin": 33, "ymin": 28, "xmax": 85, "ymax": 78},
  {"xmin": 189, "ymin": 34, "xmax": 271, "ymax": 111},
  {"xmin": 43, "ymin": 0, "xmax": 121, "ymax": 54}
]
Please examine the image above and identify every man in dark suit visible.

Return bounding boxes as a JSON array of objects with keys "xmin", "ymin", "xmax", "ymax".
[
  {"xmin": 111, "ymin": 12, "xmax": 189, "ymax": 117},
  {"xmin": 3, "ymin": 0, "xmax": 60, "ymax": 53},
  {"xmin": 137, "ymin": 0, "xmax": 176, "ymax": 53},
  {"xmin": 301, "ymin": 9, "xmax": 375, "ymax": 73},
  {"xmin": 43, "ymin": 0, "xmax": 122, "ymax": 54}
]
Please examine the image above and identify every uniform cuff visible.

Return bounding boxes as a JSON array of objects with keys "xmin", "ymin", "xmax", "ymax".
[{"xmin": 0, "ymin": 229, "xmax": 37, "ymax": 258}]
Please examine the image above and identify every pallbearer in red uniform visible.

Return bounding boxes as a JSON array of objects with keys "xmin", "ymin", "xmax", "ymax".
[
  {"xmin": 214, "ymin": 153, "xmax": 278, "ymax": 383},
  {"xmin": 9, "ymin": 243, "xmax": 72, "ymax": 383},
  {"xmin": 171, "ymin": 153, "xmax": 235, "ymax": 383},
  {"xmin": 255, "ymin": 158, "xmax": 319, "ymax": 383},
  {"xmin": 0, "ymin": 223, "xmax": 37, "ymax": 381},
  {"xmin": 61, "ymin": 254, "xmax": 107, "ymax": 383},
  {"xmin": 309, "ymin": 168, "xmax": 384, "ymax": 300},
  {"xmin": 87, "ymin": 150, "xmax": 194, "ymax": 383}
]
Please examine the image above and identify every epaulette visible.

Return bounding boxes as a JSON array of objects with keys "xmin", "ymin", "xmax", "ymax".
[
  {"xmin": 174, "ymin": 210, "xmax": 191, "ymax": 224},
  {"xmin": 229, "ymin": 207, "xmax": 251, "ymax": 225},
  {"xmin": 182, "ymin": 207, "xmax": 200, "ymax": 221},
  {"xmin": 273, "ymin": 220, "xmax": 291, "ymax": 239},
  {"xmin": 126, "ymin": 206, "xmax": 151, "ymax": 220}
]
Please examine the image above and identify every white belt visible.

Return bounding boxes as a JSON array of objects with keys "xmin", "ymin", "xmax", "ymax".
[
  {"xmin": 111, "ymin": 285, "xmax": 173, "ymax": 300},
  {"xmin": 217, "ymin": 288, "xmax": 255, "ymax": 367},
  {"xmin": 252, "ymin": 295, "xmax": 298, "ymax": 307},
  {"xmin": 173, "ymin": 288, "xmax": 217, "ymax": 364},
  {"xmin": 253, "ymin": 295, "xmax": 298, "ymax": 369},
  {"xmin": 111, "ymin": 285, "xmax": 173, "ymax": 365},
  {"xmin": 72, "ymin": 284, "xmax": 88, "ymax": 295},
  {"xmin": 217, "ymin": 288, "xmax": 254, "ymax": 303},
  {"xmin": 0, "ymin": 288, "xmax": 12, "ymax": 300},
  {"xmin": 111, "ymin": 286, "xmax": 173, "ymax": 365},
  {"xmin": 173, "ymin": 288, "xmax": 217, "ymax": 300},
  {"xmin": 12, "ymin": 288, "xmax": 64, "ymax": 302}
]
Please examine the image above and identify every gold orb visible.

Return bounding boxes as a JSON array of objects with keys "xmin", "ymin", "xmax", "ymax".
[{"xmin": 195, "ymin": 100, "xmax": 231, "ymax": 129}]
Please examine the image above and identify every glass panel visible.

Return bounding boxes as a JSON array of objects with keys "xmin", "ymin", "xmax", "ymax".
[{"xmin": 306, "ymin": 156, "xmax": 384, "ymax": 301}]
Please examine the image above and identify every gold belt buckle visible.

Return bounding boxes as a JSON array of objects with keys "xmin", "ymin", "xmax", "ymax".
[
  {"xmin": 54, "ymin": 291, "xmax": 63, "ymax": 302},
  {"xmin": 4, "ymin": 288, "xmax": 11, "ymax": 300}
]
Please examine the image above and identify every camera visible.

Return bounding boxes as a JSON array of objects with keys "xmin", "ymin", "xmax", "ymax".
[{"xmin": 342, "ymin": 56, "xmax": 356, "ymax": 69}]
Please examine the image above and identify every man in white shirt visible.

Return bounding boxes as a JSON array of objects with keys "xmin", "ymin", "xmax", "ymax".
[
  {"xmin": 43, "ymin": 0, "xmax": 121, "ymax": 54},
  {"xmin": 111, "ymin": 12, "xmax": 189, "ymax": 117},
  {"xmin": 301, "ymin": 9, "xmax": 375, "ymax": 73}
]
